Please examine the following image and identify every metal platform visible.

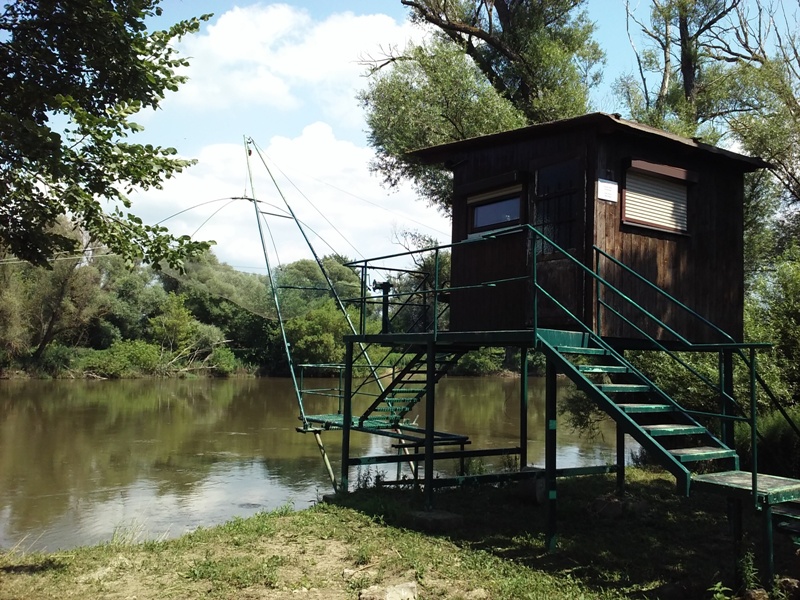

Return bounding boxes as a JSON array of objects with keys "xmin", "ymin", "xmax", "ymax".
[{"xmin": 692, "ymin": 470, "xmax": 800, "ymax": 505}]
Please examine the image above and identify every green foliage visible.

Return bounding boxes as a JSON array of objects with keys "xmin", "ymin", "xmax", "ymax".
[
  {"xmin": 209, "ymin": 346, "xmax": 238, "ymax": 377},
  {"xmin": 402, "ymin": 1, "xmax": 603, "ymax": 123},
  {"xmin": 452, "ymin": 348, "xmax": 505, "ymax": 376},
  {"xmin": 0, "ymin": 0, "xmax": 212, "ymax": 268},
  {"xmin": 33, "ymin": 343, "xmax": 73, "ymax": 377},
  {"xmin": 735, "ymin": 405, "xmax": 800, "ymax": 477},
  {"xmin": 361, "ymin": 0, "xmax": 602, "ymax": 212},
  {"xmin": 274, "ymin": 255, "xmax": 360, "ymax": 319},
  {"xmin": 747, "ymin": 247, "xmax": 800, "ymax": 400},
  {"xmin": 148, "ymin": 292, "xmax": 196, "ymax": 353},
  {"xmin": 283, "ymin": 300, "xmax": 351, "ymax": 368},
  {"xmin": 79, "ymin": 340, "xmax": 162, "ymax": 378},
  {"xmin": 361, "ymin": 38, "xmax": 527, "ymax": 210}
]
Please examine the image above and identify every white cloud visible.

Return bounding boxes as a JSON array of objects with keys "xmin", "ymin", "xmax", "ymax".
[
  {"xmin": 131, "ymin": 124, "xmax": 451, "ymax": 272},
  {"xmin": 172, "ymin": 3, "xmax": 424, "ymax": 128}
]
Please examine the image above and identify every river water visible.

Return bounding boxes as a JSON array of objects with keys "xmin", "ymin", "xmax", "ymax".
[{"xmin": 0, "ymin": 377, "xmax": 620, "ymax": 551}]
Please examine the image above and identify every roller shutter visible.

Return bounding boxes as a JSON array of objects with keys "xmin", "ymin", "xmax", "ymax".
[{"xmin": 624, "ymin": 171, "xmax": 687, "ymax": 232}]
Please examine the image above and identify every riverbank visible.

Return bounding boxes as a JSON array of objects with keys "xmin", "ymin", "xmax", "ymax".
[{"xmin": 1, "ymin": 469, "xmax": 797, "ymax": 600}]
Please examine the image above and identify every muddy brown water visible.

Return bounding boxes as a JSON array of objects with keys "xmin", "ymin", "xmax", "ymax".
[{"xmin": 0, "ymin": 377, "xmax": 624, "ymax": 551}]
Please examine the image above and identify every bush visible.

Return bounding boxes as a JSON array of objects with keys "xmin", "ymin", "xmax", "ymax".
[
  {"xmin": 452, "ymin": 348, "xmax": 504, "ymax": 375},
  {"xmin": 79, "ymin": 340, "xmax": 162, "ymax": 378},
  {"xmin": 735, "ymin": 406, "xmax": 800, "ymax": 476},
  {"xmin": 210, "ymin": 346, "xmax": 238, "ymax": 377},
  {"xmin": 33, "ymin": 343, "xmax": 74, "ymax": 377}
]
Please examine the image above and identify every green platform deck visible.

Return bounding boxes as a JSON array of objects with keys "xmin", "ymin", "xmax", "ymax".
[{"xmin": 692, "ymin": 470, "xmax": 800, "ymax": 505}]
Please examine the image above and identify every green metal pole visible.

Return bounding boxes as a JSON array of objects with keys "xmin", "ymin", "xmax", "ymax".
[
  {"xmin": 340, "ymin": 340, "xmax": 354, "ymax": 494},
  {"xmin": 617, "ymin": 347, "xmax": 625, "ymax": 494},
  {"xmin": 721, "ymin": 350, "xmax": 734, "ymax": 448},
  {"xmin": 751, "ymin": 347, "xmax": 758, "ymax": 510},
  {"xmin": 520, "ymin": 347, "xmax": 529, "ymax": 469},
  {"xmin": 595, "ymin": 248, "xmax": 602, "ymax": 336},
  {"xmin": 359, "ymin": 265, "xmax": 367, "ymax": 335},
  {"xmin": 532, "ymin": 230, "xmax": 538, "ymax": 340},
  {"xmin": 424, "ymin": 340, "xmax": 436, "ymax": 509},
  {"xmin": 545, "ymin": 358, "xmax": 558, "ymax": 552},
  {"xmin": 763, "ymin": 504, "xmax": 774, "ymax": 586},
  {"xmin": 433, "ymin": 249, "xmax": 440, "ymax": 339},
  {"xmin": 616, "ymin": 425, "xmax": 625, "ymax": 495}
]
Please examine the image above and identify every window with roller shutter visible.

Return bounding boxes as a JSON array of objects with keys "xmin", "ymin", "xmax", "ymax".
[{"xmin": 622, "ymin": 161, "xmax": 695, "ymax": 233}]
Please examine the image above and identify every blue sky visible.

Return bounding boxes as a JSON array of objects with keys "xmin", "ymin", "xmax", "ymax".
[{"xmin": 130, "ymin": 1, "xmax": 636, "ymax": 271}]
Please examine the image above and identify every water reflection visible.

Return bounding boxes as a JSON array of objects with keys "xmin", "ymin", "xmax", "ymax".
[{"xmin": 0, "ymin": 377, "xmax": 620, "ymax": 551}]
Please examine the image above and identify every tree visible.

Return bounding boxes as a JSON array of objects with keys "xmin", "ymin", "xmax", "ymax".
[
  {"xmin": 0, "ymin": 0, "xmax": 212, "ymax": 268},
  {"xmin": 615, "ymin": 0, "xmax": 796, "ymax": 280},
  {"xmin": 712, "ymin": 0, "xmax": 800, "ymax": 206},
  {"xmin": 618, "ymin": 0, "xmax": 800, "ymax": 207},
  {"xmin": 149, "ymin": 292, "xmax": 196, "ymax": 354},
  {"xmin": 400, "ymin": 0, "xmax": 603, "ymax": 122},
  {"xmin": 361, "ymin": 39, "xmax": 527, "ymax": 211},
  {"xmin": 615, "ymin": 0, "xmax": 742, "ymax": 138},
  {"xmin": 360, "ymin": 0, "xmax": 603, "ymax": 212},
  {"xmin": 284, "ymin": 300, "xmax": 352, "ymax": 367},
  {"xmin": 274, "ymin": 256, "xmax": 361, "ymax": 319}
]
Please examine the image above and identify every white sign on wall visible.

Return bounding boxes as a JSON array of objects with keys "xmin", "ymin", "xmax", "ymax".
[{"xmin": 597, "ymin": 179, "xmax": 618, "ymax": 203}]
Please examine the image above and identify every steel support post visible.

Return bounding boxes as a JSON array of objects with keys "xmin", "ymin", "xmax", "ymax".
[
  {"xmin": 424, "ymin": 340, "xmax": 436, "ymax": 509},
  {"xmin": 340, "ymin": 340, "xmax": 354, "ymax": 494},
  {"xmin": 616, "ymin": 425, "xmax": 626, "ymax": 495},
  {"xmin": 520, "ymin": 347, "xmax": 529, "ymax": 469},
  {"xmin": 545, "ymin": 358, "xmax": 558, "ymax": 552},
  {"xmin": 763, "ymin": 504, "xmax": 775, "ymax": 587},
  {"xmin": 731, "ymin": 498, "xmax": 743, "ymax": 589},
  {"xmin": 721, "ymin": 350, "xmax": 734, "ymax": 447}
]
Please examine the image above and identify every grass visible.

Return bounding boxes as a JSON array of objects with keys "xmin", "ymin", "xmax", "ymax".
[{"xmin": 0, "ymin": 468, "xmax": 797, "ymax": 599}]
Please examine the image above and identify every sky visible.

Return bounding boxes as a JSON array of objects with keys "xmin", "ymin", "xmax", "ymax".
[{"xmin": 128, "ymin": 1, "xmax": 635, "ymax": 273}]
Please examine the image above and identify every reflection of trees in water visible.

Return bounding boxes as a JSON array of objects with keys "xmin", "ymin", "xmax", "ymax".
[
  {"xmin": 0, "ymin": 377, "xmax": 617, "ymax": 545},
  {"xmin": 0, "ymin": 379, "xmax": 290, "ymax": 533},
  {"xmin": 406, "ymin": 377, "xmax": 617, "ymax": 461}
]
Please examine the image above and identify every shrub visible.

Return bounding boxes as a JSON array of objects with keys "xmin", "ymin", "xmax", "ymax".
[
  {"xmin": 452, "ymin": 348, "xmax": 504, "ymax": 375},
  {"xmin": 735, "ymin": 405, "xmax": 800, "ymax": 476},
  {"xmin": 210, "ymin": 346, "xmax": 237, "ymax": 377},
  {"xmin": 34, "ymin": 343, "xmax": 74, "ymax": 376},
  {"xmin": 79, "ymin": 340, "xmax": 162, "ymax": 378}
]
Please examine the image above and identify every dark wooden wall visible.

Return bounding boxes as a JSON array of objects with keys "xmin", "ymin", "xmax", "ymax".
[
  {"xmin": 449, "ymin": 129, "xmax": 589, "ymax": 332},
  {"xmin": 445, "ymin": 124, "xmax": 745, "ymax": 342},
  {"xmin": 592, "ymin": 134, "xmax": 744, "ymax": 343}
]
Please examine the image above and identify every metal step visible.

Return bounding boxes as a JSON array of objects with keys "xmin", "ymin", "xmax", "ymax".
[
  {"xmin": 554, "ymin": 346, "xmax": 608, "ymax": 355},
  {"xmin": 670, "ymin": 446, "xmax": 737, "ymax": 463},
  {"xmin": 597, "ymin": 384, "xmax": 650, "ymax": 393},
  {"xmin": 641, "ymin": 424, "xmax": 707, "ymax": 437},
  {"xmin": 617, "ymin": 403, "xmax": 674, "ymax": 414},
  {"xmin": 577, "ymin": 365, "xmax": 630, "ymax": 374}
]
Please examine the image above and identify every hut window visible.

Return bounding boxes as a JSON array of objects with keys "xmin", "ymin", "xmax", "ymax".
[
  {"xmin": 468, "ymin": 185, "xmax": 522, "ymax": 233},
  {"xmin": 623, "ymin": 161, "xmax": 695, "ymax": 233}
]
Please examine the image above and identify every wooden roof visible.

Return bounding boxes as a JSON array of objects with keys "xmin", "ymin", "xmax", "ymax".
[{"xmin": 409, "ymin": 112, "xmax": 770, "ymax": 171}]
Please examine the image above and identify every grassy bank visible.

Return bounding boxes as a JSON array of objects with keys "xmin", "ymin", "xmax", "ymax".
[{"xmin": 0, "ymin": 469, "xmax": 796, "ymax": 599}]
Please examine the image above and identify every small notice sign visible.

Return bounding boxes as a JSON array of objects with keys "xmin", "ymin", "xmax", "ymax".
[{"xmin": 597, "ymin": 179, "xmax": 618, "ymax": 203}]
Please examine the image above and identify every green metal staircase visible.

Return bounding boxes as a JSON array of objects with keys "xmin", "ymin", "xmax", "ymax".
[
  {"xmin": 537, "ymin": 328, "xmax": 738, "ymax": 496},
  {"xmin": 357, "ymin": 349, "xmax": 466, "ymax": 427},
  {"xmin": 302, "ymin": 345, "xmax": 466, "ymax": 433}
]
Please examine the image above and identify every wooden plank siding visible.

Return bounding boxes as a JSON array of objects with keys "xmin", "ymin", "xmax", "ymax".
[
  {"xmin": 448, "ymin": 130, "xmax": 589, "ymax": 332},
  {"xmin": 593, "ymin": 134, "xmax": 744, "ymax": 344}
]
